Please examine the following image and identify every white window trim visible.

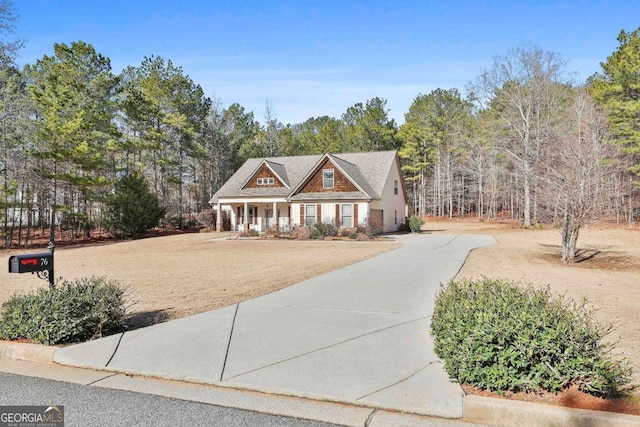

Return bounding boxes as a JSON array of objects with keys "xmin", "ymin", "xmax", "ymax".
[
  {"xmin": 341, "ymin": 203, "xmax": 353, "ymax": 227},
  {"xmin": 305, "ymin": 204, "xmax": 316, "ymax": 226},
  {"xmin": 257, "ymin": 177, "xmax": 275, "ymax": 186},
  {"xmin": 323, "ymin": 169, "xmax": 334, "ymax": 189}
]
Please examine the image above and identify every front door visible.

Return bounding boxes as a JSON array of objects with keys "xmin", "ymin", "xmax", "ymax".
[{"xmin": 265, "ymin": 209, "xmax": 273, "ymax": 228}]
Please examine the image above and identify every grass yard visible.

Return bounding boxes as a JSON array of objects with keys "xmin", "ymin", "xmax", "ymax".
[
  {"xmin": 1, "ymin": 220, "xmax": 639, "ymax": 404},
  {"xmin": 0, "ymin": 232, "xmax": 400, "ymax": 328},
  {"xmin": 433, "ymin": 219, "xmax": 640, "ymax": 392}
]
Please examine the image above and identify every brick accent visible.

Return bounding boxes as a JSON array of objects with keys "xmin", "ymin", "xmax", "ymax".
[
  {"xmin": 300, "ymin": 205, "xmax": 304, "ymax": 225},
  {"xmin": 335, "ymin": 204, "xmax": 340, "ymax": 227}
]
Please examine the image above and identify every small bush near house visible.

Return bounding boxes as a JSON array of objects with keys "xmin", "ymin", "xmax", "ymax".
[
  {"xmin": 431, "ymin": 278, "xmax": 633, "ymax": 398},
  {"xmin": 358, "ymin": 216, "xmax": 383, "ymax": 238},
  {"xmin": 315, "ymin": 222, "xmax": 338, "ymax": 238},
  {"xmin": 408, "ymin": 216, "xmax": 424, "ymax": 233},
  {"xmin": 0, "ymin": 277, "xmax": 127, "ymax": 345},
  {"xmin": 291, "ymin": 225, "xmax": 310, "ymax": 240},
  {"xmin": 240, "ymin": 229, "xmax": 259, "ymax": 237},
  {"xmin": 339, "ymin": 227, "xmax": 354, "ymax": 237},
  {"xmin": 398, "ymin": 219, "xmax": 411, "ymax": 233},
  {"xmin": 198, "ymin": 209, "xmax": 217, "ymax": 229},
  {"xmin": 309, "ymin": 227, "xmax": 324, "ymax": 240},
  {"xmin": 197, "ymin": 209, "xmax": 231, "ymax": 231},
  {"xmin": 264, "ymin": 225, "xmax": 281, "ymax": 237}
]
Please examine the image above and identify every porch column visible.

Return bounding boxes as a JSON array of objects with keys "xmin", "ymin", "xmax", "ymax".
[
  {"xmin": 272, "ymin": 202, "xmax": 277, "ymax": 228},
  {"xmin": 216, "ymin": 202, "xmax": 222, "ymax": 232},
  {"xmin": 243, "ymin": 201, "xmax": 249, "ymax": 232}
]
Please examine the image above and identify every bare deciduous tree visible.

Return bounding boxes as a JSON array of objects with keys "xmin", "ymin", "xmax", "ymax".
[
  {"xmin": 540, "ymin": 89, "xmax": 621, "ymax": 263},
  {"xmin": 469, "ymin": 45, "xmax": 570, "ymax": 227}
]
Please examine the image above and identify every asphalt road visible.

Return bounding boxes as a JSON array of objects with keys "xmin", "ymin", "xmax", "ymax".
[{"xmin": 0, "ymin": 372, "xmax": 344, "ymax": 427}]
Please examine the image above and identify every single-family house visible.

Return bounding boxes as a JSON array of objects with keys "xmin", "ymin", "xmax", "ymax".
[{"xmin": 208, "ymin": 150, "xmax": 407, "ymax": 233}]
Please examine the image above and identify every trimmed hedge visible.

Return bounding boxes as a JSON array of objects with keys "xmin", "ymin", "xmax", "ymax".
[
  {"xmin": 431, "ymin": 278, "xmax": 633, "ymax": 397},
  {"xmin": 0, "ymin": 276, "xmax": 127, "ymax": 345}
]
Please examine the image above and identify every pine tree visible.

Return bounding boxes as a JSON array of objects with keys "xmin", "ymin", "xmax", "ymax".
[
  {"xmin": 104, "ymin": 172, "xmax": 165, "ymax": 238},
  {"xmin": 590, "ymin": 27, "xmax": 640, "ymax": 176}
]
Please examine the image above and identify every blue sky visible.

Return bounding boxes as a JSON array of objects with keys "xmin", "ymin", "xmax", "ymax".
[{"xmin": 13, "ymin": 1, "xmax": 640, "ymax": 125}]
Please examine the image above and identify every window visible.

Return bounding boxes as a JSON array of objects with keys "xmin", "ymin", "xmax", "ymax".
[
  {"xmin": 305, "ymin": 204, "xmax": 316, "ymax": 226},
  {"xmin": 249, "ymin": 206, "xmax": 256, "ymax": 224},
  {"xmin": 323, "ymin": 169, "xmax": 334, "ymax": 189},
  {"xmin": 394, "ymin": 179, "xmax": 399, "ymax": 195},
  {"xmin": 257, "ymin": 177, "xmax": 274, "ymax": 186},
  {"xmin": 341, "ymin": 204, "xmax": 353, "ymax": 227}
]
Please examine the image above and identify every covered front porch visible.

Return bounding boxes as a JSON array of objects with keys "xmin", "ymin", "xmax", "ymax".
[{"xmin": 215, "ymin": 199, "xmax": 291, "ymax": 232}]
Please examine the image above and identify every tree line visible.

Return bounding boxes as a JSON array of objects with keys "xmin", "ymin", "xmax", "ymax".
[{"xmin": 0, "ymin": 1, "xmax": 638, "ymax": 262}]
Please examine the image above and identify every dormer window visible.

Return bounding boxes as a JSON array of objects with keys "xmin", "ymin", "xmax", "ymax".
[
  {"xmin": 323, "ymin": 169, "xmax": 334, "ymax": 189},
  {"xmin": 257, "ymin": 177, "xmax": 274, "ymax": 186}
]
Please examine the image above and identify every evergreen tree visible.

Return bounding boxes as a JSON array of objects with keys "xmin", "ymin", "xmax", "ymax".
[
  {"xmin": 104, "ymin": 171, "xmax": 165, "ymax": 238},
  {"xmin": 590, "ymin": 27, "xmax": 640, "ymax": 176},
  {"xmin": 24, "ymin": 41, "xmax": 120, "ymax": 232},
  {"xmin": 342, "ymin": 97, "xmax": 398, "ymax": 152}
]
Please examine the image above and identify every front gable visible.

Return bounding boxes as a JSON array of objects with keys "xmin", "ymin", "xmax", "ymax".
[
  {"xmin": 297, "ymin": 158, "xmax": 358, "ymax": 194},
  {"xmin": 242, "ymin": 162, "xmax": 286, "ymax": 189}
]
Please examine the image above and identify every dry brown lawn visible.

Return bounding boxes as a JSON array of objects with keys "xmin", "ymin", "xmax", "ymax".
[
  {"xmin": 1, "ymin": 220, "xmax": 639, "ymax": 390},
  {"xmin": 2, "ymin": 219, "xmax": 639, "ymax": 410},
  {"xmin": 0, "ymin": 219, "xmax": 640, "ymax": 408},
  {"xmin": 427, "ymin": 218, "xmax": 640, "ymax": 390},
  {"xmin": 0, "ymin": 232, "xmax": 400, "ymax": 327}
]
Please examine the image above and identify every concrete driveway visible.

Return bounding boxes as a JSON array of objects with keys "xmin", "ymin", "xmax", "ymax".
[{"xmin": 55, "ymin": 233, "xmax": 496, "ymax": 419}]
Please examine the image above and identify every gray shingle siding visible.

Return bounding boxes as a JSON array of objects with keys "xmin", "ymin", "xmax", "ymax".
[{"xmin": 209, "ymin": 150, "xmax": 398, "ymax": 204}]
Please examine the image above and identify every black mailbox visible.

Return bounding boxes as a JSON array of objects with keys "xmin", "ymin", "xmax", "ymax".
[{"xmin": 8, "ymin": 252, "xmax": 54, "ymax": 274}]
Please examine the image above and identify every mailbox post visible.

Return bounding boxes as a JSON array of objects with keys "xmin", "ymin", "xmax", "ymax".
[{"xmin": 7, "ymin": 209, "xmax": 55, "ymax": 287}]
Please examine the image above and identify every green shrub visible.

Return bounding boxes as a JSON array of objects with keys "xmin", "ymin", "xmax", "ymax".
[
  {"xmin": 309, "ymin": 227, "xmax": 324, "ymax": 240},
  {"xmin": 104, "ymin": 171, "xmax": 166, "ymax": 239},
  {"xmin": 408, "ymin": 216, "xmax": 424, "ymax": 233},
  {"xmin": 398, "ymin": 219, "xmax": 411, "ymax": 232},
  {"xmin": 0, "ymin": 277, "xmax": 127, "ymax": 345},
  {"xmin": 431, "ymin": 278, "xmax": 633, "ymax": 397}
]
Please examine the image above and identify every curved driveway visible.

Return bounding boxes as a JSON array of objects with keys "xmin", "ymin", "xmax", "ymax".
[{"xmin": 55, "ymin": 233, "xmax": 496, "ymax": 419}]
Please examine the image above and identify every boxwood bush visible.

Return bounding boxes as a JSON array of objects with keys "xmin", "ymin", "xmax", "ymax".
[
  {"xmin": 0, "ymin": 276, "xmax": 127, "ymax": 345},
  {"xmin": 431, "ymin": 278, "xmax": 633, "ymax": 397},
  {"xmin": 408, "ymin": 216, "xmax": 424, "ymax": 233}
]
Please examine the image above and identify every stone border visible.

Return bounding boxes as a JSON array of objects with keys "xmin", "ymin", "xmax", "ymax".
[
  {"xmin": 464, "ymin": 394, "xmax": 640, "ymax": 427},
  {"xmin": 0, "ymin": 340, "xmax": 59, "ymax": 364}
]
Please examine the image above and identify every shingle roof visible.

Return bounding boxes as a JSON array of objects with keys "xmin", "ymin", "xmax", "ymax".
[
  {"xmin": 209, "ymin": 150, "xmax": 398, "ymax": 204},
  {"xmin": 264, "ymin": 160, "xmax": 289, "ymax": 187}
]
